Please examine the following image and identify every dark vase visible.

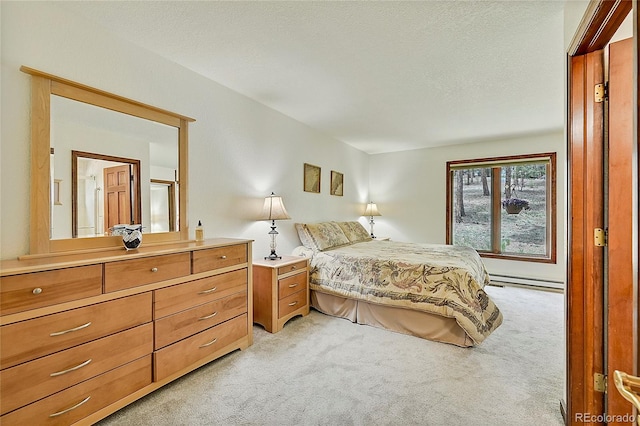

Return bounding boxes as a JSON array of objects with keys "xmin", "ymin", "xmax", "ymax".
[{"xmin": 122, "ymin": 225, "xmax": 143, "ymax": 250}]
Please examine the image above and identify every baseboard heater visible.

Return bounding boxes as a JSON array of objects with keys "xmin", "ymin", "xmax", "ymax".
[{"xmin": 488, "ymin": 274, "xmax": 564, "ymax": 290}]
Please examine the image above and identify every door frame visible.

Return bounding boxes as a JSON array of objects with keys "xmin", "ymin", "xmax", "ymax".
[
  {"xmin": 566, "ymin": 0, "xmax": 637, "ymax": 424},
  {"xmin": 71, "ymin": 150, "xmax": 141, "ymax": 237}
]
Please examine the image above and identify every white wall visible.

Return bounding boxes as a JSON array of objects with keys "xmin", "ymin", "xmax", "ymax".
[
  {"xmin": 369, "ymin": 131, "xmax": 566, "ymax": 284},
  {"xmin": 0, "ymin": 2, "xmax": 370, "ymax": 260}
]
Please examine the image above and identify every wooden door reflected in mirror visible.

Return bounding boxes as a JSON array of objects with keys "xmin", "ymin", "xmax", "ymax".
[{"xmin": 71, "ymin": 151, "xmax": 142, "ymax": 239}]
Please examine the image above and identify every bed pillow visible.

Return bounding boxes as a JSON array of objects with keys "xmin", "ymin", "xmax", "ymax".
[
  {"xmin": 295, "ymin": 222, "xmax": 350, "ymax": 251},
  {"xmin": 336, "ymin": 221, "xmax": 372, "ymax": 243}
]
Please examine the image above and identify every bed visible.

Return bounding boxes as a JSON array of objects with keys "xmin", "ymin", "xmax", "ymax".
[{"xmin": 292, "ymin": 221, "xmax": 503, "ymax": 347}]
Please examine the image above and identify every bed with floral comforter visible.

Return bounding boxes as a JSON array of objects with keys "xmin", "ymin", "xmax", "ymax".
[{"xmin": 294, "ymin": 221, "xmax": 503, "ymax": 346}]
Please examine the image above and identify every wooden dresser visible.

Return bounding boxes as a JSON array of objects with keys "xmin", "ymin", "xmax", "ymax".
[{"xmin": 0, "ymin": 238, "xmax": 252, "ymax": 425}]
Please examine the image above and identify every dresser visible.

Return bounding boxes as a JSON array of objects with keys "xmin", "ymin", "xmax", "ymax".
[
  {"xmin": 0, "ymin": 238, "xmax": 252, "ymax": 425},
  {"xmin": 252, "ymin": 256, "xmax": 309, "ymax": 333}
]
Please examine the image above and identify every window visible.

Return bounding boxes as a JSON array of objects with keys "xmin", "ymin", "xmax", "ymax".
[{"xmin": 446, "ymin": 153, "xmax": 556, "ymax": 263}]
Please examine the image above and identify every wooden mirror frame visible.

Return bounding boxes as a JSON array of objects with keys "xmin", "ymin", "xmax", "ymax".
[{"xmin": 22, "ymin": 66, "xmax": 194, "ymax": 255}]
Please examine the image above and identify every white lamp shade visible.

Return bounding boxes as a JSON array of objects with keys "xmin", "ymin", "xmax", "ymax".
[
  {"xmin": 258, "ymin": 193, "xmax": 291, "ymax": 221},
  {"xmin": 364, "ymin": 202, "xmax": 381, "ymax": 217}
]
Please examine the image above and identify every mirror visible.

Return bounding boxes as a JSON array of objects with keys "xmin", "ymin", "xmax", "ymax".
[
  {"xmin": 23, "ymin": 66, "xmax": 193, "ymax": 254},
  {"xmin": 50, "ymin": 95, "xmax": 179, "ymax": 239}
]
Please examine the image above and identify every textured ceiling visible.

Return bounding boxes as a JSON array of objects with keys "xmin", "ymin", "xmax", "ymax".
[{"xmin": 59, "ymin": 1, "xmax": 565, "ymax": 154}]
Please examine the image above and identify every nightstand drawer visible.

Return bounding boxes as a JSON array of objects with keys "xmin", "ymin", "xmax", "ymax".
[
  {"xmin": 154, "ymin": 291, "xmax": 247, "ymax": 349},
  {"xmin": 192, "ymin": 244, "xmax": 247, "ymax": 274},
  {"xmin": 104, "ymin": 253, "xmax": 190, "ymax": 292},
  {"xmin": 0, "ymin": 292, "xmax": 152, "ymax": 369},
  {"xmin": 277, "ymin": 260, "xmax": 307, "ymax": 276},
  {"xmin": 154, "ymin": 269, "xmax": 247, "ymax": 319},
  {"xmin": 278, "ymin": 272, "xmax": 307, "ymax": 300},
  {"xmin": 1, "ymin": 265, "xmax": 103, "ymax": 316},
  {"xmin": 0, "ymin": 323, "xmax": 153, "ymax": 416},
  {"xmin": 1, "ymin": 355, "xmax": 152, "ymax": 426},
  {"xmin": 278, "ymin": 290, "xmax": 307, "ymax": 319},
  {"xmin": 154, "ymin": 314, "xmax": 247, "ymax": 381}
]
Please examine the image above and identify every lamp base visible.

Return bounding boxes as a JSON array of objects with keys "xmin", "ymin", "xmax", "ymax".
[{"xmin": 265, "ymin": 250, "xmax": 282, "ymax": 261}]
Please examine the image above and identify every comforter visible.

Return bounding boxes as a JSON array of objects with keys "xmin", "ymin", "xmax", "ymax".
[{"xmin": 301, "ymin": 240, "xmax": 503, "ymax": 344}]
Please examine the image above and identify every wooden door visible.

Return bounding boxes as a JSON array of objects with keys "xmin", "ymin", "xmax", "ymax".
[
  {"xmin": 567, "ymin": 48, "xmax": 606, "ymax": 424},
  {"xmin": 607, "ymin": 36, "xmax": 636, "ymax": 423},
  {"xmin": 104, "ymin": 164, "xmax": 132, "ymax": 230}
]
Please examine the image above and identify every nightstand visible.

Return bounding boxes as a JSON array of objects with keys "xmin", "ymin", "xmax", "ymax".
[{"xmin": 252, "ymin": 256, "xmax": 310, "ymax": 333}]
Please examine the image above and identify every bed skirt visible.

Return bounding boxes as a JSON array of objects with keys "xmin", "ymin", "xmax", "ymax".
[{"xmin": 311, "ymin": 290, "xmax": 474, "ymax": 347}]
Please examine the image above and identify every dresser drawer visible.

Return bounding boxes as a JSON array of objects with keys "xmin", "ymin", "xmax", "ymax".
[
  {"xmin": 155, "ymin": 291, "xmax": 247, "ymax": 349},
  {"xmin": 1, "ymin": 323, "xmax": 152, "ymax": 415},
  {"xmin": 0, "ymin": 292, "xmax": 152, "ymax": 369},
  {"xmin": 154, "ymin": 269, "xmax": 247, "ymax": 319},
  {"xmin": 1, "ymin": 265, "xmax": 103, "ymax": 316},
  {"xmin": 277, "ymin": 260, "xmax": 307, "ymax": 276},
  {"xmin": 104, "ymin": 253, "xmax": 190, "ymax": 292},
  {"xmin": 154, "ymin": 314, "xmax": 247, "ymax": 381},
  {"xmin": 192, "ymin": 244, "xmax": 247, "ymax": 274},
  {"xmin": 1, "ymin": 355, "xmax": 152, "ymax": 426},
  {"xmin": 278, "ymin": 272, "xmax": 307, "ymax": 300},
  {"xmin": 278, "ymin": 290, "xmax": 307, "ymax": 319}
]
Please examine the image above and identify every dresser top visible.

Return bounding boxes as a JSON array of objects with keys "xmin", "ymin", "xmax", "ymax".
[{"xmin": 1, "ymin": 238, "xmax": 253, "ymax": 276}]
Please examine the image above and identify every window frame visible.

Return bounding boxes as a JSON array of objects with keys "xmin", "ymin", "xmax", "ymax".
[{"xmin": 445, "ymin": 152, "xmax": 557, "ymax": 264}]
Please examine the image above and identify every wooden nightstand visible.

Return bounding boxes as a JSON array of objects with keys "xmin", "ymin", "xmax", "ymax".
[{"xmin": 252, "ymin": 256, "xmax": 310, "ymax": 333}]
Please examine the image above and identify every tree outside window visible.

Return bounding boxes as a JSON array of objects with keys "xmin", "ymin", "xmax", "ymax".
[{"xmin": 446, "ymin": 153, "xmax": 556, "ymax": 263}]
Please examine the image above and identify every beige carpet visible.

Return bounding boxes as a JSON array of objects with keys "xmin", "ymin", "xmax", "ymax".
[{"xmin": 98, "ymin": 285, "xmax": 564, "ymax": 426}]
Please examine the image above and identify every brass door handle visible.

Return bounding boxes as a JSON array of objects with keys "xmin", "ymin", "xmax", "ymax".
[{"xmin": 613, "ymin": 370, "xmax": 640, "ymax": 425}]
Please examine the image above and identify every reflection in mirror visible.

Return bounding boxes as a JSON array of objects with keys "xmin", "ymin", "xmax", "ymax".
[
  {"xmin": 50, "ymin": 95, "xmax": 179, "ymax": 240},
  {"xmin": 150, "ymin": 180, "xmax": 177, "ymax": 233},
  {"xmin": 72, "ymin": 151, "xmax": 142, "ymax": 238}
]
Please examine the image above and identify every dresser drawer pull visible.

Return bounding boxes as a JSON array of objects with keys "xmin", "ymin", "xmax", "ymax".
[
  {"xmin": 288, "ymin": 283, "xmax": 299, "ymax": 288},
  {"xmin": 151, "ymin": 267, "xmax": 158, "ymax": 272},
  {"xmin": 50, "ymin": 321, "xmax": 92, "ymax": 337},
  {"xmin": 199, "ymin": 311, "xmax": 218, "ymax": 321},
  {"xmin": 220, "ymin": 255, "xmax": 227, "ymax": 259},
  {"xmin": 199, "ymin": 337, "xmax": 218, "ymax": 348},
  {"xmin": 49, "ymin": 396, "xmax": 91, "ymax": 417},
  {"xmin": 288, "ymin": 301, "xmax": 299, "ymax": 307},
  {"xmin": 50, "ymin": 359, "xmax": 93, "ymax": 377},
  {"xmin": 290, "ymin": 266, "xmax": 297, "ymax": 270},
  {"xmin": 199, "ymin": 286, "xmax": 218, "ymax": 294},
  {"xmin": 32, "ymin": 287, "xmax": 43, "ymax": 295}
]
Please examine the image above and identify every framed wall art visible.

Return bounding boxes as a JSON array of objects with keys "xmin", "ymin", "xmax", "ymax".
[
  {"xmin": 330, "ymin": 171, "xmax": 343, "ymax": 196},
  {"xmin": 303, "ymin": 163, "xmax": 321, "ymax": 193}
]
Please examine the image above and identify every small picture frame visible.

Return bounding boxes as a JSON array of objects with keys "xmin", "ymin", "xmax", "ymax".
[
  {"xmin": 330, "ymin": 171, "xmax": 343, "ymax": 196},
  {"xmin": 304, "ymin": 163, "xmax": 321, "ymax": 193}
]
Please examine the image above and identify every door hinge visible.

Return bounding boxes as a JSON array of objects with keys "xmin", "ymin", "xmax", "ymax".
[
  {"xmin": 595, "ymin": 83, "xmax": 608, "ymax": 103},
  {"xmin": 594, "ymin": 372, "xmax": 607, "ymax": 393},
  {"xmin": 594, "ymin": 228, "xmax": 607, "ymax": 247}
]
